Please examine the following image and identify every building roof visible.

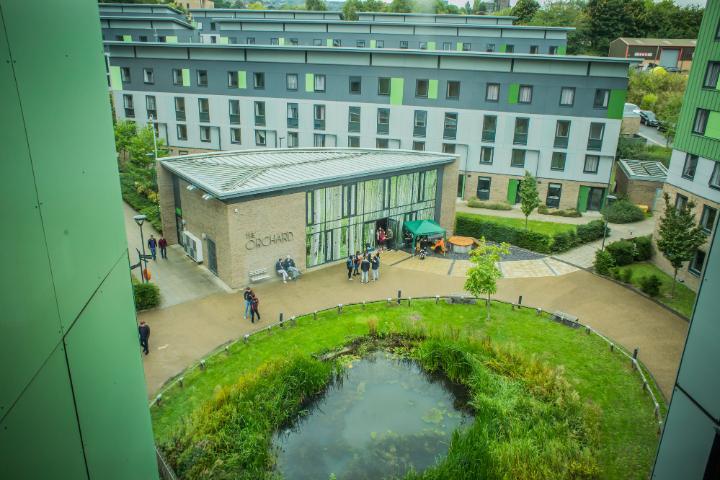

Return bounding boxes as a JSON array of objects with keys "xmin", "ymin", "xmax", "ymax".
[
  {"xmin": 160, "ymin": 148, "xmax": 456, "ymax": 200},
  {"xmin": 615, "ymin": 38, "xmax": 696, "ymax": 47},
  {"xmin": 100, "ymin": 15, "xmax": 194, "ymax": 29},
  {"xmin": 98, "ymin": 3, "xmax": 184, "ymax": 15},
  {"xmin": 618, "ymin": 159, "xmax": 668, "ymax": 181}
]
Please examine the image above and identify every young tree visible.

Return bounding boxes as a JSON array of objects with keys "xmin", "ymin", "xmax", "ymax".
[
  {"xmin": 519, "ymin": 170, "xmax": 540, "ymax": 229},
  {"xmin": 305, "ymin": 0, "xmax": 327, "ymax": 11},
  {"xmin": 389, "ymin": 0, "xmax": 412, "ymax": 13},
  {"xmin": 114, "ymin": 120, "xmax": 137, "ymax": 158},
  {"xmin": 657, "ymin": 192, "xmax": 707, "ymax": 297},
  {"xmin": 464, "ymin": 239, "xmax": 510, "ymax": 320},
  {"xmin": 511, "ymin": 0, "xmax": 539, "ymax": 24},
  {"xmin": 343, "ymin": 0, "xmax": 361, "ymax": 20}
]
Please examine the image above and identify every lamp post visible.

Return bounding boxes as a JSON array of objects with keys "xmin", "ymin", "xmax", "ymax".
[
  {"xmin": 134, "ymin": 214, "xmax": 149, "ymax": 283},
  {"xmin": 149, "ymin": 115, "xmax": 158, "ymax": 161}
]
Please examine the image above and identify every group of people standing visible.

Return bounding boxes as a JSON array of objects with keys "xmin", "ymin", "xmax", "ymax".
[
  {"xmin": 346, "ymin": 249, "xmax": 381, "ymax": 284},
  {"xmin": 276, "ymin": 255, "xmax": 301, "ymax": 283},
  {"xmin": 243, "ymin": 287, "xmax": 261, "ymax": 323},
  {"xmin": 376, "ymin": 226, "xmax": 393, "ymax": 251}
]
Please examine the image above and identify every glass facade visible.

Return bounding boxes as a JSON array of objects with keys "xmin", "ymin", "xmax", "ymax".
[{"xmin": 305, "ymin": 169, "xmax": 438, "ymax": 267}]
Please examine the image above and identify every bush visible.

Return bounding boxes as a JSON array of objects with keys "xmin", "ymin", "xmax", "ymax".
[
  {"xmin": 602, "ymin": 199, "xmax": 646, "ymax": 224},
  {"xmin": 611, "ymin": 267, "xmax": 622, "ymax": 281},
  {"xmin": 594, "ymin": 250, "xmax": 616, "ymax": 275},
  {"xmin": 621, "ymin": 268, "xmax": 634, "ymax": 284},
  {"xmin": 551, "ymin": 230, "xmax": 579, "ymax": 253},
  {"xmin": 133, "ymin": 280, "xmax": 160, "ymax": 310},
  {"xmin": 538, "ymin": 204, "xmax": 583, "ymax": 217},
  {"xmin": 640, "ymin": 275, "xmax": 662, "ymax": 297},
  {"xmin": 467, "ymin": 198, "xmax": 512, "ymax": 210},
  {"xmin": 455, "ymin": 213, "xmax": 552, "ymax": 253},
  {"xmin": 120, "ymin": 173, "xmax": 163, "ymax": 233},
  {"xmin": 633, "ymin": 235, "xmax": 654, "ymax": 261},
  {"xmin": 576, "ymin": 220, "xmax": 607, "ymax": 243},
  {"xmin": 606, "ymin": 240, "xmax": 637, "ymax": 266}
]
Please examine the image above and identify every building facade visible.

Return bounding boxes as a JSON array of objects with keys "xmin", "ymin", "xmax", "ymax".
[
  {"xmin": 609, "ymin": 37, "xmax": 696, "ymax": 72},
  {"xmin": 157, "ymin": 149, "xmax": 457, "ymax": 288}
]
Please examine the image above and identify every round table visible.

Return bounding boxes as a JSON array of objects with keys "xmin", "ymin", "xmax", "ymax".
[{"xmin": 448, "ymin": 236, "xmax": 475, "ymax": 254}]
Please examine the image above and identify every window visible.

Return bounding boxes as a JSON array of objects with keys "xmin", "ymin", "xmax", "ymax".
[
  {"xmin": 689, "ymin": 249, "xmax": 706, "ymax": 276},
  {"xmin": 158, "ymin": 36, "xmax": 166, "ymax": 42},
  {"xmin": 197, "ymin": 69, "xmax": 208, "ymax": 87},
  {"xmin": 584, "ymin": 155, "xmax": 600, "ymax": 173},
  {"xmin": 210, "ymin": 22, "xmax": 216, "ymax": 31},
  {"xmin": 255, "ymin": 130, "xmax": 266, "ymax": 146},
  {"xmin": 412, "ymin": 141, "xmax": 425, "ymax": 151},
  {"xmin": 675, "ymin": 193, "xmax": 688, "ymax": 211},
  {"xmin": 413, "ymin": 110, "xmax": 427, "ymax": 137},
  {"xmin": 442, "ymin": 143, "xmax": 456, "ymax": 154},
  {"xmin": 442, "ymin": 42, "xmax": 452, "ymax": 51},
  {"xmin": 254, "ymin": 101, "xmax": 265, "ymax": 126},
  {"xmin": 247, "ymin": 37, "xmax": 256, "ymax": 44},
  {"xmin": 122, "ymin": 94, "xmax": 134, "ymax": 117},
  {"xmin": 593, "ymin": 89, "xmax": 610, "ymax": 108},
  {"xmin": 288, "ymin": 131, "xmax": 299, "ymax": 148},
  {"xmin": 443, "ymin": 112, "xmax": 458, "ymax": 140},
  {"xmin": 228, "ymin": 71, "xmax": 238, "ymax": 87},
  {"xmin": 172, "ymin": 69, "xmax": 183, "ymax": 86},
  {"xmin": 198, "ymin": 98, "xmax": 210, "ymax": 122},
  {"xmin": 253, "ymin": 72, "xmax": 265, "ymax": 89},
  {"xmin": 349, "ymin": 76, "xmax": 362, "ymax": 94},
  {"xmin": 549, "ymin": 46, "xmax": 559, "ymax": 55},
  {"xmin": 229, "ymin": 99, "xmax": 240, "ymax": 124},
  {"xmin": 143, "ymin": 68, "xmax": 154, "ymax": 84},
  {"xmin": 704, "ymin": 61, "xmax": 720, "ymax": 88},
  {"xmin": 700, "ymin": 205, "xmax": 717, "ymax": 233},
  {"xmin": 416, "ymin": 79, "xmax": 429, "ymax": 98},
  {"xmin": 146, "ymin": 95, "xmax": 157, "ymax": 119},
  {"xmin": 546, "ymin": 183, "xmax": 562, "ymax": 208},
  {"xmin": 560, "ymin": 87, "xmax": 575, "ymax": 106},
  {"xmin": 313, "ymin": 104, "xmax": 326, "ymax": 130},
  {"xmin": 332, "ymin": 39, "xmax": 341, "ymax": 47},
  {"xmin": 286, "ymin": 73, "xmax": 298, "ymax": 91},
  {"xmin": 289, "ymin": 38, "xmax": 299, "ymax": 45},
  {"xmin": 693, "ymin": 108, "xmax": 709, "ymax": 134},
  {"xmin": 378, "ymin": 77, "xmax": 391, "ymax": 96},
  {"xmin": 174, "ymin": 97, "xmax": 185, "ymax": 121},
  {"xmin": 314, "ymin": 134, "xmax": 326, "ymax": 147},
  {"xmin": 551, "ymin": 152, "xmax": 566, "ymax": 171},
  {"xmin": 480, "ymin": 146, "xmax": 494, "ymax": 165},
  {"xmin": 376, "ymin": 138, "xmax": 389, "ymax": 149},
  {"xmin": 511, "ymin": 149, "xmax": 526, "ymax": 168},
  {"xmin": 270, "ymin": 38, "xmax": 279, "ymax": 45},
  {"xmin": 120, "ymin": 67, "xmax": 131, "ymax": 83},
  {"xmin": 505, "ymin": 44, "xmax": 515, "ymax": 53},
  {"xmin": 176, "ymin": 124, "xmax": 187, "ymax": 140},
  {"xmin": 199, "ymin": 126, "xmax": 211, "ymax": 143},
  {"xmin": 513, "ymin": 118, "xmax": 529, "ymax": 145},
  {"xmin": 400, "ymin": 41, "xmax": 408, "ymax": 49},
  {"xmin": 419, "ymin": 42, "xmax": 427, "ymax": 50},
  {"xmin": 314, "ymin": 74, "xmax": 326, "ymax": 92},
  {"xmin": 348, "ymin": 135, "xmax": 360, "ymax": 147},
  {"xmin": 376, "ymin": 40, "xmax": 384, "ymax": 48},
  {"xmin": 230, "ymin": 37, "xmax": 238, "ymax": 44},
  {"xmin": 139, "ymin": 35, "xmax": 148, "ymax": 42},
  {"xmin": 348, "ymin": 106, "xmax": 361, "ymax": 133},
  {"xmin": 519, "ymin": 85, "xmax": 533, "ymax": 104},
  {"xmin": 287, "ymin": 103, "xmax": 299, "ymax": 128},
  {"xmin": 462, "ymin": 43, "xmax": 471, "ymax": 51},
  {"xmin": 357, "ymin": 40, "xmax": 366, "ymax": 48},
  {"xmin": 377, "ymin": 108, "xmax": 390, "ymax": 134},
  {"xmin": 682, "ymin": 154, "xmax": 699, "ymax": 179},
  {"xmin": 486, "ymin": 83, "xmax": 500, "ymax": 102},
  {"xmin": 554, "ymin": 120, "xmax": 570, "ymax": 148},
  {"xmin": 530, "ymin": 45, "xmax": 539, "ymax": 54},
  {"xmin": 711, "ymin": 163, "xmax": 720, "ymax": 190},
  {"xmin": 476, "ymin": 177, "xmax": 491, "ymax": 200},
  {"xmin": 313, "ymin": 39, "xmax": 322, "ymax": 46},
  {"xmin": 486, "ymin": 43, "xmax": 495, "ymax": 52},
  {"xmin": 588, "ymin": 123, "xmax": 605, "ymax": 150},
  {"xmin": 482, "ymin": 115, "xmax": 497, "ymax": 142},
  {"xmin": 446, "ymin": 81, "xmax": 460, "ymax": 100}
]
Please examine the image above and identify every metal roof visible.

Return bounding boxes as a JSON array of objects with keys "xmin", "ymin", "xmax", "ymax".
[
  {"xmin": 160, "ymin": 148, "xmax": 456, "ymax": 200},
  {"xmin": 618, "ymin": 159, "xmax": 668, "ymax": 181},
  {"xmin": 616, "ymin": 38, "xmax": 696, "ymax": 47},
  {"xmin": 100, "ymin": 15, "xmax": 194, "ymax": 29}
]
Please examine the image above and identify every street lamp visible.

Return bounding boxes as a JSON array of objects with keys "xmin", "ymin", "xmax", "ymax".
[{"xmin": 134, "ymin": 214, "xmax": 149, "ymax": 283}]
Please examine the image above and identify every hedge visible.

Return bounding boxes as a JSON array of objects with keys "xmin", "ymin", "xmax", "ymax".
[
  {"xmin": 455, "ymin": 214, "xmax": 608, "ymax": 254},
  {"xmin": 605, "ymin": 235, "xmax": 654, "ymax": 266},
  {"xmin": 133, "ymin": 279, "xmax": 161, "ymax": 311},
  {"xmin": 467, "ymin": 198, "xmax": 513, "ymax": 210},
  {"xmin": 601, "ymin": 199, "xmax": 645, "ymax": 224}
]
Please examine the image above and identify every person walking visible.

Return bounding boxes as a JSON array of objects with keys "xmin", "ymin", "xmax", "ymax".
[
  {"xmin": 250, "ymin": 293, "xmax": 261, "ymax": 323},
  {"xmin": 147, "ymin": 235, "xmax": 157, "ymax": 261},
  {"xmin": 276, "ymin": 258, "xmax": 289, "ymax": 283},
  {"xmin": 378, "ymin": 228, "xmax": 386, "ymax": 252},
  {"xmin": 138, "ymin": 320, "xmax": 150, "ymax": 355},
  {"xmin": 360, "ymin": 254, "xmax": 371, "ymax": 284},
  {"xmin": 385, "ymin": 227, "xmax": 394, "ymax": 250},
  {"xmin": 158, "ymin": 236, "xmax": 168, "ymax": 259},
  {"xmin": 243, "ymin": 287, "xmax": 253, "ymax": 319},
  {"xmin": 371, "ymin": 253, "xmax": 380, "ymax": 282},
  {"xmin": 346, "ymin": 254, "xmax": 354, "ymax": 280},
  {"xmin": 353, "ymin": 251, "xmax": 361, "ymax": 277}
]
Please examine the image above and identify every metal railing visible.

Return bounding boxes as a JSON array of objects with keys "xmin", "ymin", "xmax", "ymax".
[
  {"xmin": 587, "ymin": 138, "xmax": 603, "ymax": 151},
  {"xmin": 513, "ymin": 132, "xmax": 528, "ymax": 145},
  {"xmin": 481, "ymin": 130, "xmax": 496, "ymax": 142}
]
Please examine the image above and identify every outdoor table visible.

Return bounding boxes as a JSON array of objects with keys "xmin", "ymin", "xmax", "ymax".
[{"xmin": 448, "ymin": 235, "xmax": 475, "ymax": 254}]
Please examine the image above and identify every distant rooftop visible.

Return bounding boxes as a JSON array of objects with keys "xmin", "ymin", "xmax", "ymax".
[
  {"xmin": 615, "ymin": 38, "xmax": 696, "ymax": 47},
  {"xmin": 618, "ymin": 159, "xmax": 668, "ymax": 181},
  {"xmin": 160, "ymin": 148, "xmax": 456, "ymax": 200}
]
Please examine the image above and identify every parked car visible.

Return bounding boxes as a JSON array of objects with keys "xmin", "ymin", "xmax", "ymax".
[{"xmin": 640, "ymin": 110, "xmax": 659, "ymax": 127}]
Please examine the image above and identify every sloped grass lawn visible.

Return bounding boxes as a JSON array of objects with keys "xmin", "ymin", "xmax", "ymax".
[
  {"xmin": 152, "ymin": 301, "xmax": 661, "ymax": 479},
  {"xmin": 616, "ymin": 262, "xmax": 696, "ymax": 318},
  {"xmin": 463, "ymin": 213, "xmax": 577, "ymax": 237}
]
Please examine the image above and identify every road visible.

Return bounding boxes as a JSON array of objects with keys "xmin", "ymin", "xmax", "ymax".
[{"xmin": 638, "ymin": 124, "xmax": 670, "ymax": 148}]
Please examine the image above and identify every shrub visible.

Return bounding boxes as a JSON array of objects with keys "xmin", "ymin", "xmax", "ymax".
[
  {"xmin": 602, "ymin": 199, "xmax": 645, "ymax": 224},
  {"xmin": 539, "ymin": 204, "xmax": 583, "ymax": 217},
  {"xmin": 594, "ymin": 250, "xmax": 615, "ymax": 275},
  {"xmin": 640, "ymin": 275, "xmax": 662, "ymax": 297},
  {"xmin": 606, "ymin": 240, "xmax": 637, "ymax": 266},
  {"xmin": 576, "ymin": 220, "xmax": 607, "ymax": 243},
  {"xmin": 133, "ymin": 280, "xmax": 160, "ymax": 310},
  {"xmin": 551, "ymin": 230, "xmax": 579, "ymax": 253},
  {"xmin": 467, "ymin": 198, "xmax": 512, "ymax": 210},
  {"xmin": 120, "ymin": 173, "xmax": 163, "ymax": 232},
  {"xmin": 621, "ymin": 268, "xmax": 634, "ymax": 284},
  {"xmin": 455, "ymin": 213, "xmax": 552, "ymax": 253},
  {"xmin": 633, "ymin": 235, "xmax": 654, "ymax": 261},
  {"xmin": 611, "ymin": 267, "xmax": 622, "ymax": 281}
]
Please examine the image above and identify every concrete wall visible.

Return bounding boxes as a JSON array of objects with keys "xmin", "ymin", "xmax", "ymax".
[{"xmin": 438, "ymin": 159, "xmax": 459, "ymax": 234}]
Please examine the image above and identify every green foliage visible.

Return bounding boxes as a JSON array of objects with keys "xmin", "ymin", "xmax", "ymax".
[
  {"xmin": 621, "ymin": 268, "xmax": 634, "ymax": 284},
  {"xmin": 576, "ymin": 220, "xmax": 607, "ymax": 243},
  {"xmin": 342, "ymin": 0, "xmax": 361, "ymax": 20},
  {"xmin": 606, "ymin": 240, "xmax": 637, "ymax": 266},
  {"xmin": 639, "ymin": 274, "xmax": 661, "ymax": 297},
  {"xmin": 465, "ymin": 239, "xmax": 510, "ymax": 319},
  {"xmin": 633, "ymin": 235, "xmax": 654, "ymax": 261},
  {"xmin": 305, "ymin": 0, "xmax": 327, "ymax": 10},
  {"xmin": 615, "ymin": 263, "xmax": 696, "ymax": 317},
  {"xmin": 467, "ymin": 198, "xmax": 512, "ymax": 210},
  {"xmin": 519, "ymin": 170, "xmax": 540, "ymax": 229},
  {"xmin": 120, "ymin": 173, "xmax": 162, "ymax": 232},
  {"xmin": 550, "ymin": 230, "xmax": 579, "ymax": 253},
  {"xmin": 602, "ymin": 199, "xmax": 646, "ymax": 224},
  {"xmin": 114, "ymin": 120, "xmax": 136, "ymax": 156},
  {"xmin": 617, "ymin": 137, "xmax": 672, "ymax": 166},
  {"xmin": 538, "ymin": 204, "xmax": 582, "ymax": 217},
  {"xmin": 388, "ymin": 0, "xmax": 412, "ymax": 12},
  {"xmin": 527, "ymin": 0, "xmax": 591, "ymax": 54},
  {"xmin": 512, "ymin": 0, "xmax": 540, "ymax": 23},
  {"xmin": 639, "ymin": 93, "xmax": 657, "ymax": 111},
  {"xmin": 594, "ymin": 250, "xmax": 615, "ymax": 275},
  {"xmin": 628, "ymin": 69, "xmax": 687, "ymax": 144},
  {"xmin": 132, "ymin": 279, "xmax": 160, "ymax": 311}
]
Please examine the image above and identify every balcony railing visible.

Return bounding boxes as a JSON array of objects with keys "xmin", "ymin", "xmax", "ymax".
[
  {"xmin": 175, "ymin": 110, "xmax": 185, "ymax": 121},
  {"xmin": 230, "ymin": 114, "xmax": 240, "ymax": 125},
  {"xmin": 199, "ymin": 112, "xmax": 209, "ymax": 123},
  {"xmin": 513, "ymin": 132, "xmax": 528, "ymax": 145},
  {"xmin": 413, "ymin": 125, "xmax": 426, "ymax": 137},
  {"xmin": 482, "ymin": 130, "xmax": 495, "ymax": 142},
  {"xmin": 554, "ymin": 136, "xmax": 568, "ymax": 149},
  {"xmin": 287, "ymin": 117, "xmax": 298, "ymax": 128},
  {"xmin": 587, "ymin": 138, "xmax": 603, "ymax": 151}
]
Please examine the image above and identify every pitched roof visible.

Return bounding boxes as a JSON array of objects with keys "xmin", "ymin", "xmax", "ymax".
[
  {"xmin": 616, "ymin": 38, "xmax": 696, "ymax": 47},
  {"xmin": 618, "ymin": 159, "xmax": 668, "ymax": 181}
]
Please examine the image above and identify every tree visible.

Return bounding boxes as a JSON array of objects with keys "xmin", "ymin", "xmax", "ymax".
[
  {"xmin": 586, "ymin": 0, "xmax": 646, "ymax": 55},
  {"xmin": 656, "ymin": 193, "xmax": 707, "ymax": 297},
  {"xmin": 305, "ymin": 0, "xmax": 327, "ymax": 11},
  {"xmin": 389, "ymin": 0, "xmax": 412, "ymax": 13},
  {"xmin": 511, "ymin": 0, "xmax": 539, "ymax": 24},
  {"xmin": 464, "ymin": 239, "xmax": 510, "ymax": 320},
  {"xmin": 527, "ymin": 1, "xmax": 591, "ymax": 54},
  {"xmin": 464, "ymin": 1, "xmax": 471, "ymax": 14},
  {"xmin": 471, "ymin": 0, "xmax": 484, "ymax": 14},
  {"xmin": 519, "ymin": 170, "xmax": 540, "ymax": 229},
  {"xmin": 114, "ymin": 120, "xmax": 136, "ymax": 158},
  {"xmin": 343, "ymin": 0, "xmax": 361, "ymax": 20}
]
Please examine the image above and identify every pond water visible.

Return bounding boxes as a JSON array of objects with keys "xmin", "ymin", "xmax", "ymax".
[{"xmin": 273, "ymin": 351, "xmax": 472, "ymax": 480}]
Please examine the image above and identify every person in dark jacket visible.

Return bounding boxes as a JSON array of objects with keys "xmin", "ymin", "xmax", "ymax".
[
  {"xmin": 276, "ymin": 258, "xmax": 289, "ymax": 283},
  {"xmin": 138, "ymin": 320, "xmax": 150, "ymax": 355},
  {"xmin": 158, "ymin": 237, "xmax": 168, "ymax": 259},
  {"xmin": 346, "ymin": 255, "xmax": 354, "ymax": 280},
  {"xmin": 360, "ymin": 255, "xmax": 371, "ymax": 283},
  {"xmin": 371, "ymin": 253, "xmax": 380, "ymax": 282},
  {"xmin": 250, "ymin": 294, "xmax": 261, "ymax": 323},
  {"xmin": 147, "ymin": 235, "xmax": 157, "ymax": 261},
  {"xmin": 243, "ymin": 287, "xmax": 253, "ymax": 320},
  {"xmin": 353, "ymin": 251, "xmax": 361, "ymax": 276}
]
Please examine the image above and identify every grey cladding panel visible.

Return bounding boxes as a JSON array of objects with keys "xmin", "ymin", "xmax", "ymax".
[
  {"xmin": 308, "ymin": 51, "xmax": 370, "ymax": 66},
  {"xmin": 458, "ymin": 27, "xmax": 501, "ymax": 38},
  {"xmin": 372, "ymin": 53, "xmax": 437, "ymax": 68},
  {"xmin": 247, "ymin": 49, "xmax": 305, "ymax": 63},
  {"xmin": 190, "ymin": 48, "xmax": 245, "ymax": 61},
  {"xmin": 589, "ymin": 62, "xmax": 629, "ymax": 78},
  {"xmin": 136, "ymin": 46, "xmax": 187, "ymax": 59},
  {"xmin": 285, "ymin": 23, "xmax": 327, "ymax": 33},
  {"xmin": 514, "ymin": 59, "xmax": 587, "ymax": 76},
  {"xmin": 372, "ymin": 25, "xmax": 414, "ymax": 35},
  {"xmin": 440, "ymin": 56, "xmax": 511, "ymax": 72},
  {"xmin": 328, "ymin": 24, "xmax": 370, "ymax": 34}
]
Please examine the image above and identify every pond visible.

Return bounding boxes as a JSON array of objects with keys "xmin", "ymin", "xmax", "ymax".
[{"xmin": 273, "ymin": 351, "xmax": 472, "ymax": 480}]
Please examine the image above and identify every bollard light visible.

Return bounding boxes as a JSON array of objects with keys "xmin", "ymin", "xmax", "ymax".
[
  {"xmin": 435, "ymin": 295, "xmax": 440, "ymax": 304},
  {"xmin": 610, "ymin": 344, "xmax": 614, "ymax": 352},
  {"xmin": 313, "ymin": 310, "xmax": 317, "ymax": 320},
  {"xmin": 178, "ymin": 376, "xmax": 184, "ymax": 388},
  {"xmin": 338, "ymin": 303, "xmax": 343, "ymax": 314},
  {"xmin": 536, "ymin": 307, "xmax": 542, "ymax": 316},
  {"xmin": 243, "ymin": 334, "xmax": 250, "ymax": 343},
  {"xmin": 362, "ymin": 301, "xmax": 366, "ymax": 310},
  {"xmin": 408, "ymin": 297, "xmax": 412, "ymax": 306},
  {"xmin": 200, "ymin": 359, "xmax": 206, "ymax": 370},
  {"xmin": 290, "ymin": 316, "xmax": 296, "ymax": 325},
  {"xmin": 387, "ymin": 297, "xmax": 392, "ymax": 305},
  {"xmin": 155, "ymin": 394, "xmax": 162, "ymax": 407},
  {"xmin": 225, "ymin": 346, "xmax": 230, "ymax": 355},
  {"xmin": 633, "ymin": 347, "xmax": 639, "ymax": 360}
]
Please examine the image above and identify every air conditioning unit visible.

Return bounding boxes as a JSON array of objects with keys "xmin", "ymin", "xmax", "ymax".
[{"xmin": 182, "ymin": 230, "xmax": 204, "ymax": 263}]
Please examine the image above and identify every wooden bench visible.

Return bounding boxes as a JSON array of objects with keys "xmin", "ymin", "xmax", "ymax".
[
  {"xmin": 552, "ymin": 311, "xmax": 580, "ymax": 328},
  {"xmin": 249, "ymin": 268, "xmax": 270, "ymax": 283}
]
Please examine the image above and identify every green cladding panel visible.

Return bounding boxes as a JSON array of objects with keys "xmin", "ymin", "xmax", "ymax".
[
  {"xmin": 499, "ymin": 44, "xmax": 507, "ymax": 53},
  {"xmin": 705, "ymin": 111, "xmax": 720, "ymax": 140},
  {"xmin": 507, "ymin": 179, "xmax": 519, "ymax": 204},
  {"xmin": 305, "ymin": 73, "xmax": 314, "ymax": 92},
  {"xmin": 607, "ymin": 89, "xmax": 627, "ymax": 119},
  {"xmin": 428, "ymin": 79, "xmax": 438, "ymax": 100},
  {"xmin": 165, "ymin": 35, "xmax": 178, "ymax": 43},
  {"xmin": 390, "ymin": 77, "xmax": 404, "ymax": 105},
  {"xmin": 109, "ymin": 65, "xmax": 122, "ymax": 90},
  {"xmin": 370, "ymin": 39, "xmax": 377, "ymax": 48},
  {"xmin": 238, "ymin": 70, "xmax": 247, "ymax": 89},
  {"xmin": 182, "ymin": 68, "xmax": 190, "ymax": 86},
  {"xmin": 456, "ymin": 42, "xmax": 463, "ymax": 51},
  {"xmin": 558, "ymin": 45, "xmax": 567, "ymax": 55},
  {"xmin": 577, "ymin": 186, "xmax": 590, "ymax": 212},
  {"xmin": 219, "ymin": 36, "xmax": 229, "ymax": 45},
  {"xmin": 122, "ymin": 34, "xmax": 131, "ymax": 42},
  {"xmin": 326, "ymin": 38, "xmax": 333, "ymax": 47},
  {"xmin": 427, "ymin": 41, "xmax": 436, "ymax": 51},
  {"xmin": 508, "ymin": 83, "xmax": 519, "ymax": 104}
]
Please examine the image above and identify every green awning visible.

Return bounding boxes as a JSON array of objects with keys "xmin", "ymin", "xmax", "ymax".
[{"xmin": 403, "ymin": 219, "xmax": 445, "ymax": 237}]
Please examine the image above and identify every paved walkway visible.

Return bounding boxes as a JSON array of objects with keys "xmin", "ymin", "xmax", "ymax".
[{"xmin": 139, "ymin": 258, "xmax": 687, "ymax": 401}]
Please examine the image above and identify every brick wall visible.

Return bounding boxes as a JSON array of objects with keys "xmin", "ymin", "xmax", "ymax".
[
  {"xmin": 615, "ymin": 168, "xmax": 662, "ymax": 210},
  {"xmin": 156, "ymin": 162, "xmax": 178, "ymax": 244},
  {"xmin": 438, "ymin": 160, "xmax": 458, "ymax": 235}
]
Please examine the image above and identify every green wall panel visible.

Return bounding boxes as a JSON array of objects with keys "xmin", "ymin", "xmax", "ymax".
[
  {"xmin": 428, "ymin": 79, "xmax": 438, "ymax": 100},
  {"xmin": 370, "ymin": 39, "xmax": 376, "ymax": 48},
  {"xmin": 65, "ymin": 259, "xmax": 158, "ymax": 480},
  {"xmin": 219, "ymin": 36, "xmax": 229, "ymax": 45},
  {"xmin": 181, "ymin": 68, "xmax": 190, "ymax": 86},
  {"xmin": 507, "ymin": 179, "xmax": 519, "ymax": 203},
  {"xmin": 577, "ymin": 186, "xmax": 590, "ymax": 212},
  {"xmin": 305, "ymin": 73, "xmax": 314, "ymax": 92},
  {"xmin": 238, "ymin": 70, "xmax": 246, "ymax": 89},
  {"xmin": 326, "ymin": 38, "xmax": 333, "ymax": 47},
  {"xmin": 0, "ymin": 346, "xmax": 88, "ymax": 480},
  {"xmin": 427, "ymin": 41, "xmax": 436, "ymax": 51},
  {"xmin": 499, "ymin": 44, "xmax": 507, "ymax": 53},
  {"xmin": 705, "ymin": 110, "xmax": 720, "ymax": 140},
  {"xmin": 109, "ymin": 65, "xmax": 122, "ymax": 91},
  {"xmin": 165, "ymin": 35, "xmax": 178, "ymax": 43},
  {"xmin": 507, "ymin": 83, "xmax": 519, "ymax": 104},
  {"xmin": 455, "ymin": 42, "xmax": 463, "ymax": 51},
  {"xmin": 390, "ymin": 77, "xmax": 404, "ymax": 105},
  {"xmin": 607, "ymin": 89, "xmax": 626, "ymax": 119},
  {"xmin": 558, "ymin": 46, "xmax": 566, "ymax": 55}
]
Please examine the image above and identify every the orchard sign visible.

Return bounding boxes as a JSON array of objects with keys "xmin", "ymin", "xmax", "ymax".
[{"xmin": 245, "ymin": 231, "xmax": 294, "ymax": 250}]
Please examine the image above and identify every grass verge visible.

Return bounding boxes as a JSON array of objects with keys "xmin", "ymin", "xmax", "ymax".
[
  {"xmin": 460, "ymin": 213, "xmax": 576, "ymax": 237},
  {"xmin": 614, "ymin": 262, "xmax": 696, "ymax": 318}
]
